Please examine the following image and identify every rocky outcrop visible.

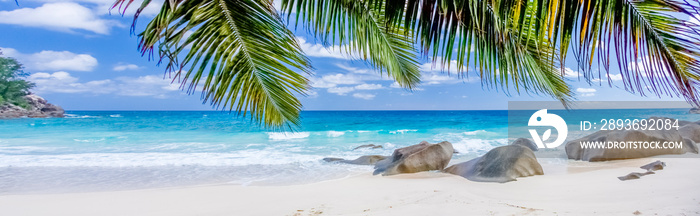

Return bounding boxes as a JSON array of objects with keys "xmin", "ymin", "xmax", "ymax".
[
  {"xmin": 373, "ymin": 141, "xmax": 454, "ymax": 176},
  {"xmin": 444, "ymin": 142, "xmax": 544, "ymax": 183},
  {"xmin": 679, "ymin": 121, "xmax": 700, "ymax": 143},
  {"xmin": 565, "ymin": 124, "xmax": 699, "ymax": 161},
  {"xmin": 0, "ymin": 94, "xmax": 64, "ymax": 118},
  {"xmin": 618, "ymin": 160, "xmax": 666, "ymax": 181},
  {"xmin": 690, "ymin": 107, "xmax": 700, "ymax": 114},
  {"xmin": 323, "ymin": 155, "xmax": 389, "ymax": 165},
  {"xmin": 641, "ymin": 160, "xmax": 666, "ymax": 172},
  {"xmin": 352, "ymin": 144, "xmax": 383, "ymax": 150},
  {"xmin": 618, "ymin": 171, "xmax": 655, "ymax": 181},
  {"xmin": 511, "ymin": 138, "xmax": 538, "ymax": 151}
]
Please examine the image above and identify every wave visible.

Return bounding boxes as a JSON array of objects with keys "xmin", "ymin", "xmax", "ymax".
[
  {"xmin": 0, "ymin": 150, "xmax": 323, "ymax": 167},
  {"xmin": 389, "ymin": 129, "xmax": 417, "ymax": 134},
  {"xmin": 267, "ymin": 132, "xmax": 310, "ymax": 140},
  {"xmin": 73, "ymin": 138, "xmax": 106, "ymax": 143},
  {"xmin": 463, "ymin": 130, "xmax": 488, "ymax": 135},
  {"xmin": 0, "ymin": 145, "xmax": 60, "ymax": 154},
  {"xmin": 109, "ymin": 114, "xmax": 123, "ymax": 118},
  {"xmin": 432, "ymin": 130, "xmax": 507, "ymax": 154},
  {"xmin": 327, "ymin": 131, "xmax": 345, "ymax": 137},
  {"xmin": 64, "ymin": 114, "xmax": 101, "ymax": 119}
]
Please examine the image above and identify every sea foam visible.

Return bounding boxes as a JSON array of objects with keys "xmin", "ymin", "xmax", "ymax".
[{"xmin": 267, "ymin": 132, "xmax": 310, "ymax": 140}]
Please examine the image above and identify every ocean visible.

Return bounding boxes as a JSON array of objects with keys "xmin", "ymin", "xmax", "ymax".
[{"xmin": 1, "ymin": 109, "xmax": 698, "ymax": 194}]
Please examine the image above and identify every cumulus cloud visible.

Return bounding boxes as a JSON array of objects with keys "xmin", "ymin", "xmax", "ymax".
[
  {"xmin": 327, "ymin": 87, "xmax": 355, "ymax": 95},
  {"xmin": 576, "ymin": 88, "xmax": 597, "ymax": 97},
  {"xmin": 564, "ymin": 67, "xmax": 623, "ymax": 82},
  {"xmin": 354, "ymin": 83, "xmax": 383, "ymax": 90},
  {"xmin": 0, "ymin": 2, "xmax": 120, "ymax": 34},
  {"xmin": 418, "ymin": 60, "xmax": 475, "ymax": 85},
  {"xmin": 335, "ymin": 64, "xmax": 371, "ymax": 74},
  {"xmin": 389, "ymin": 82, "xmax": 424, "ymax": 91},
  {"xmin": 113, "ymin": 63, "xmax": 139, "ymax": 71},
  {"xmin": 0, "ymin": 47, "xmax": 97, "ymax": 71},
  {"xmin": 27, "ymin": 71, "xmax": 182, "ymax": 98},
  {"xmin": 352, "ymin": 93, "xmax": 375, "ymax": 100},
  {"xmin": 94, "ymin": 0, "xmax": 164, "ymax": 16},
  {"xmin": 1, "ymin": 47, "xmax": 98, "ymax": 72},
  {"xmin": 419, "ymin": 60, "xmax": 467, "ymax": 74},
  {"xmin": 308, "ymin": 73, "xmax": 363, "ymax": 88},
  {"xmin": 296, "ymin": 37, "xmax": 355, "ymax": 59},
  {"xmin": 564, "ymin": 67, "xmax": 580, "ymax": 79}
]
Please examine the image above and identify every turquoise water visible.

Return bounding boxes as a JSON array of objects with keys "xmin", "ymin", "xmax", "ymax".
[{"xmin": 1, "ymin": 110, "xmax": 697, "ymax": 194}]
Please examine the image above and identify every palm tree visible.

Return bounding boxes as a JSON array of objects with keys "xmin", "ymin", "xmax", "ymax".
[{"xmin": 112, "ymin": 0, "xmax": 700, "ymax": 128}]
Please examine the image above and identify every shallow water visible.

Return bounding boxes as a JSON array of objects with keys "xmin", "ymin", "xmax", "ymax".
[{"xmin": 0, "ymin": 109, "xmax": 697, "ymax": 194}]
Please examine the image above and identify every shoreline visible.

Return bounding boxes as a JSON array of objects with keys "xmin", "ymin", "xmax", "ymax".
[{"xmin": 2, "ymin": 157, "xmax": 699, "ymax": 215}]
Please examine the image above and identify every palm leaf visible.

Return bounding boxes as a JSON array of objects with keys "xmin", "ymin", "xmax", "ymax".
[
  {"xmin": 532, "ymin": 0, "xmax": 700, "ymax": 103},
  {"xmin": 281, "ymin": 0, "xmax": 421, "ymax": 89},
  {"xmin": 356, "ymin": 0, "xmax": 573, "ymax": 103},
  {"xmin": 113, "ymin": 0, "xmax": 312, "ymax": 128}
]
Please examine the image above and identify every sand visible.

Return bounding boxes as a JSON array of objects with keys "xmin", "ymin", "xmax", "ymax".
[{"xmin": 1, "ymin": 157, "xmax": 699, "ymax": 216}]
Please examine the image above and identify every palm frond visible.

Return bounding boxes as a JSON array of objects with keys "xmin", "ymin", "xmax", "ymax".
[
  {"xmin": 365, "ymin": 0, "xmax": 573, "ymax": 103},
  {"xmin": 281, "ymin": 0, "xmax": 421, "ymax": 89},
  {"xmin": 534, "ymin": 0, "xmax": 700, "ymax": 104},
  {"xmin": 113, "ymin": 0, "xmax": 312, "ymax": 128}
]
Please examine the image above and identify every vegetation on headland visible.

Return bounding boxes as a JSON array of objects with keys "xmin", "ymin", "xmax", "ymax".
[
  {"xmin": 108, "ymin": 0, "xmax": 700, "ymax": 128},
  {"xmin": 0, "ymin": 53, "xmax": 34, "ymax": 109}
]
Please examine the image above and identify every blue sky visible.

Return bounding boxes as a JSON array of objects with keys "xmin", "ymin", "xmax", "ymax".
[{"xmin": 0, "ymin": 0, "xmax": 690, "ymax": 110}]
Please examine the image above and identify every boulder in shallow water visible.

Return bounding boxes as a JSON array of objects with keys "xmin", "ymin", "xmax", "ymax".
[
  {"xmin": 373, "ymin": 141, "xmax": 454, "ymax": 175},
  {"xmin": 565, "ymin": 123, "xmax": 699, "ymax": 161},
  {"xmin": 690, "ymin": 108, "xmax": 700, "ymax": 114},
  {"xmin": 444, "ymin": 145, "xmax": 543, "ymax": 183},
  {"xmin": 679, "ymin": 122, "xmax": 700, "ymax": 143},
  {"xmin": 352, "ymin": 144, "xmax": 383, "ymax": 150},
  {"xmin": 511, "ymin": 138, "xmax": 538, "ymax": 151},
  {"xmin": 323, "ymin": 155, "xmax": 389, "ymax": 165}
]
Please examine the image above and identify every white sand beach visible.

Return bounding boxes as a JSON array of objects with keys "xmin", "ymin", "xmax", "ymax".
[{"xmin": 1, "ymin": 157, "xmax": 698, "ymax": 216}]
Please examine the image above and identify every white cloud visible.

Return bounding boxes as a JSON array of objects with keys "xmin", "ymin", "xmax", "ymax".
[
  {"xmin": 306, "ymin": 90, "xmax": 318, "ymax": 98},
  {"xmin": 0, "ymin": 2, "xmax": 120, "ymax": 34},
  {"xmin": 308, "ymin": 73, "xmax": 363, "ymax": 88},
  {"xmin": 352, "ymin": 93, "xmax": 375, "ymax": 100},
  {"xmin": 564, "ymin": 67, "xmax": 580, "ymax": 79},
  {"xmin": 296, "ymin": 37, "xmax": 359, "ymax": 59},
  {"xmin": 592, "ymin": 73, "xmax": 623, "ymax": 82},
  {"xmin": 327, "ymin": 86, "xmax": 355, "ymax": 95},
  {"xmin": 389, "ymin": 82, "xmax": 424, "ymax": 91},
  {"xmin": 565, "ymin": 67, "xmax": 623, "ymax": 82},
  {"xmin": 27, "ymin": 71, "xmax": 181, "ymax": 98},
  {"xmin": 419, "ymin": 60, "xmax": 467, "ymax": 74},
  {"xmin": 355, "ymin": 83, "xmax": 383, "ymax": 90},
  {"xmin": 335, "ymin": 64, "xmax": 370, "ymax": 74},
  {"xmin": 1, "ymin": 47, "xmax": 98, "ymax": 72},
  {"xmin": 28, "ymin": 71, "xmax": 114, "ymax": 93},
  {"xmin": 16, "ymin": 0, "xmax": 164, "ymax": 16},
  {"xmin": 576, "ymin": 88, "xmax": 597, "ymax": 97},
  {"xmin": 113, "ymin": 63, "xmax": 139, "ymax": 71},
  {"xmin": 418, "ymin": 60, "xmax": 475, "ymax": 85},
  {"xmin": 95, "ymin": 0, "xmax": 163, "ymax": 16}
]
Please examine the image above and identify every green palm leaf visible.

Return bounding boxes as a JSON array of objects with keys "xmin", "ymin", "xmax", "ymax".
[
  {"xmin": 352, "ymin": 0, "xmax": 573, "ymax": 103},
  {"xmin": 281, "ymin": 0, "xmax": 421, "ymax": 89},
  {"xmin": 114, "ymin": 0, "xmax": 312, "ymax": 128},
  {"xmin": 519, "ymin": 0, "xmax": 700, "ymax": 103}
]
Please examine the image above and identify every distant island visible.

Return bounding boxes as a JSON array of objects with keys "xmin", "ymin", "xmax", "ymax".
[{"xmin": 0, "ymin": 55, "xmax": 64, "ymax": 119}]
